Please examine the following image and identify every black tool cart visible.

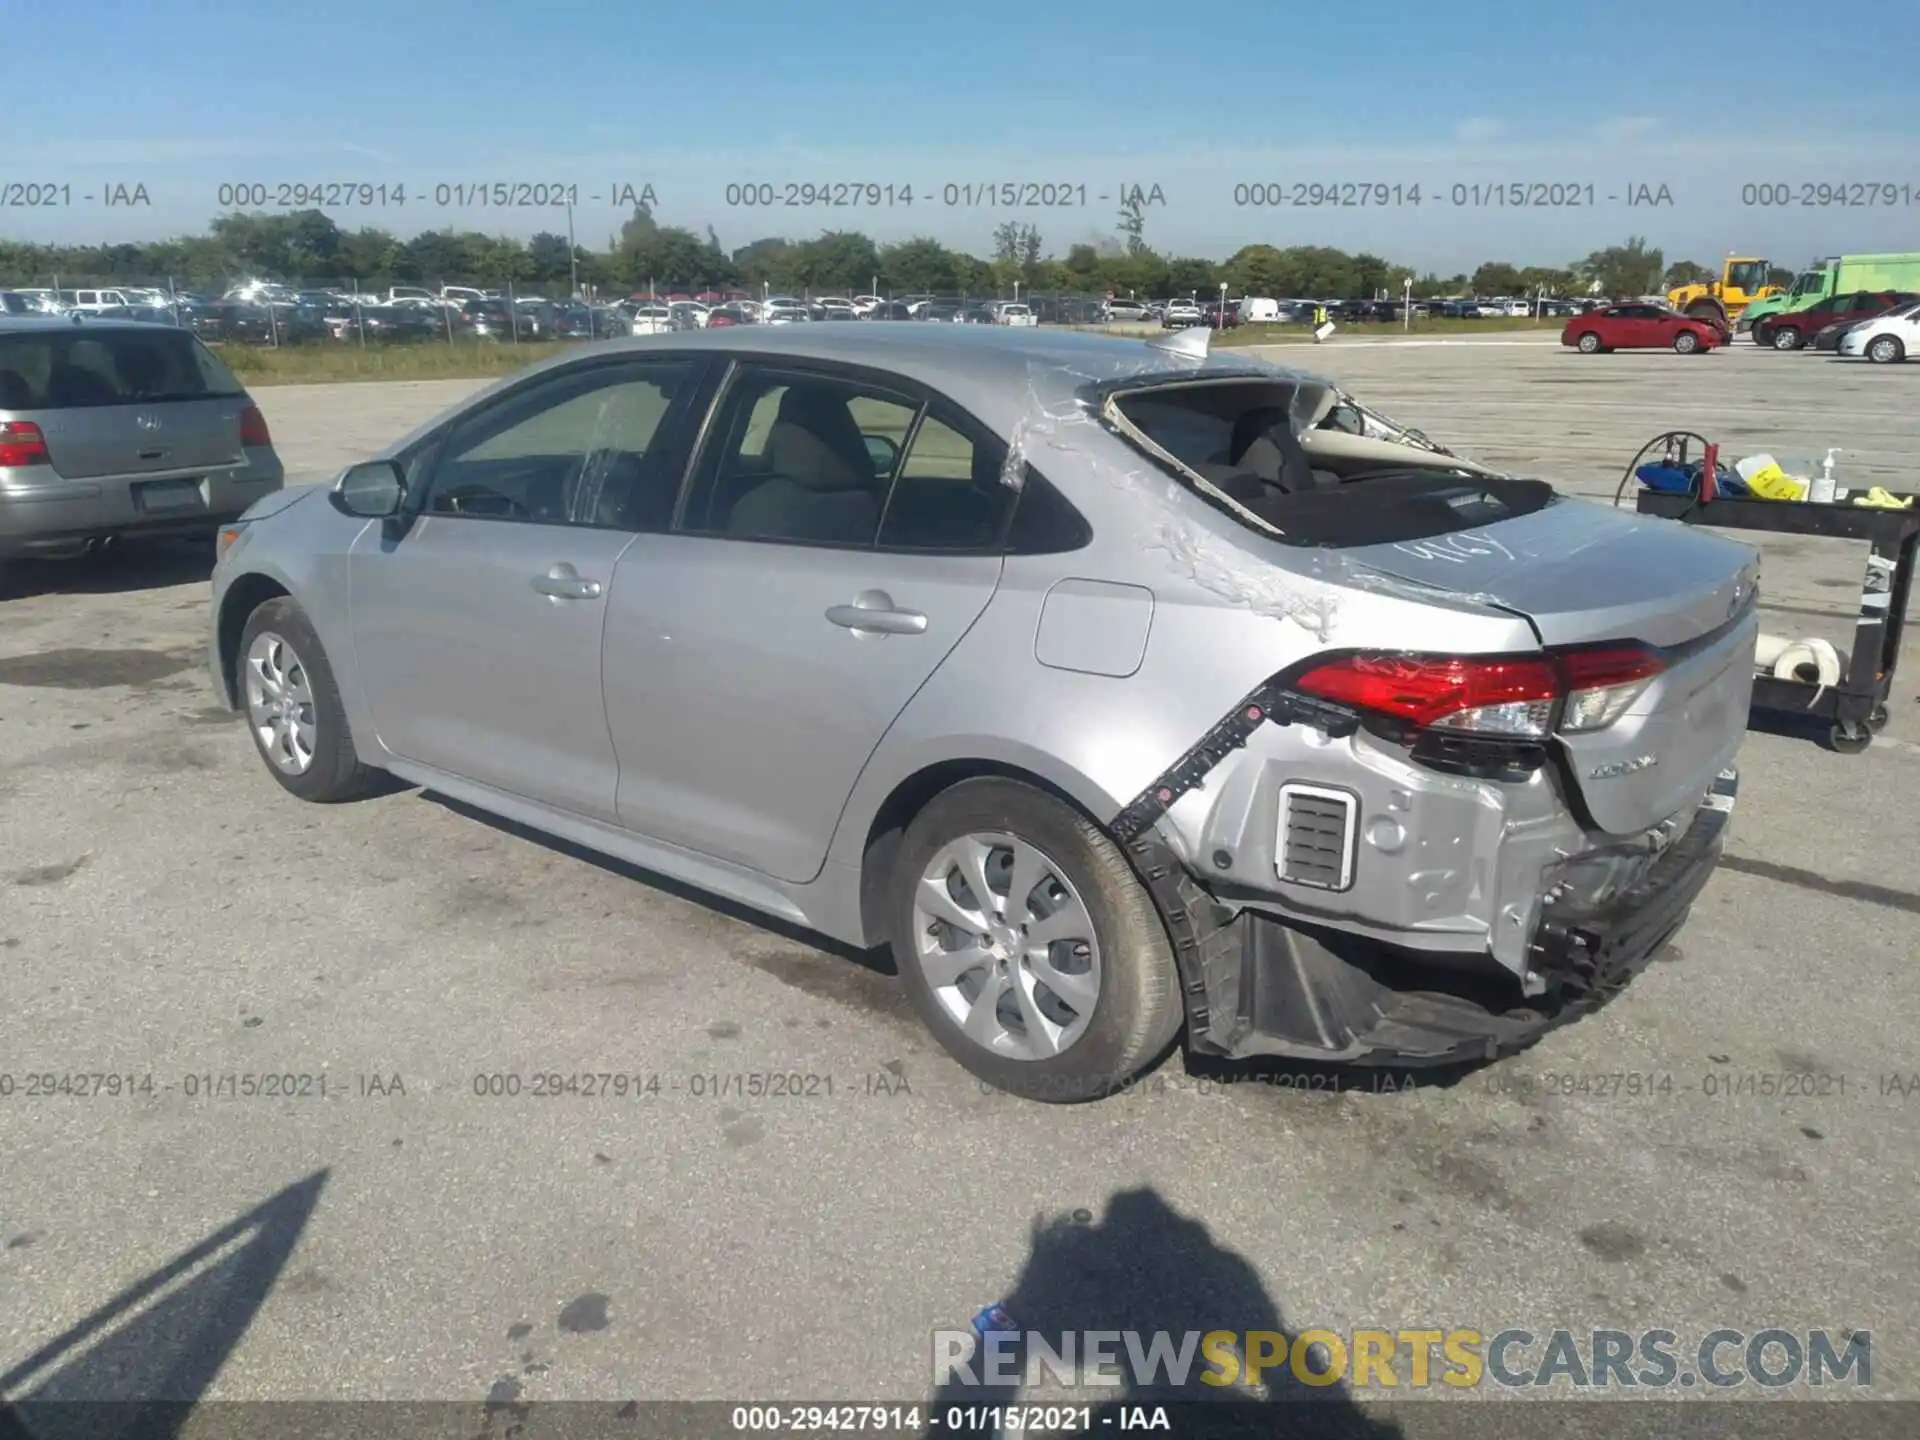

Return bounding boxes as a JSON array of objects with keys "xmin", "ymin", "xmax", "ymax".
[{"xmin": 1633, "ymin": 489, "xmax": 1920, "ymax": 753}]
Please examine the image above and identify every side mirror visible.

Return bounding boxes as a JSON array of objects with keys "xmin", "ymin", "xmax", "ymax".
[
  {"xmin": 864, "ymin": 433, "xmax": 901, "ymax": 476},
  {"xmin": 334, "ymin": 459, "xmax": 405, "ymax": 518}
]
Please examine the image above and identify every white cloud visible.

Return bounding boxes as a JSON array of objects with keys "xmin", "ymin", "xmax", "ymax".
[{"xmin": 1453, "ymin": 117, "xmax": 1506, "ymax": 143}]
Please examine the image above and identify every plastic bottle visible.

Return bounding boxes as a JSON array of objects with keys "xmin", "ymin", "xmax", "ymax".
[{"xmin": 1807, "ymin": 449, "xmax": 1838, "ymax": 504}]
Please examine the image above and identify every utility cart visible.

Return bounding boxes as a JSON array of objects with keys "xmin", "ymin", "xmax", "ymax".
[{"xmin": 1634, "ymin": 489, "xmax": 1920, "ymax": 752}]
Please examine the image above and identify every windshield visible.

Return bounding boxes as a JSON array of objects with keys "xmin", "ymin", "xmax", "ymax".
[
  {"xmin": 0, "ymin": 328, "xmax": 245, "ymax": 408},
  {"xmin": 1727, "ymin": 262, "xmax": 1769, "ymax": 291}
]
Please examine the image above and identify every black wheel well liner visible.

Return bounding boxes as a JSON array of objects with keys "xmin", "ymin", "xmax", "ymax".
[{"xmin": 216, "ymin": 573, "xmax": 291, "ymax": 703}]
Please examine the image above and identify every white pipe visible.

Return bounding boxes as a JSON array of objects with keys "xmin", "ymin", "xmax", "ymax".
[
  {"xmin": 1754, "ymin": 632, "xmax": 1794, "ymax": 669},
  {"xmin": 1755, "ymin": 632, "xmax": 1846, "ymax": 705}
]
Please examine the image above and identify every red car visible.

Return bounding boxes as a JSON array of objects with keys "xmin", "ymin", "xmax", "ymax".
[
  {"xmin": 1751, "ymin": 290, "xmax": 1909, "ymax": 351},
  {"xmin": 1561, "ymin": 302, "xmax": 1727, "ymax": 354}
]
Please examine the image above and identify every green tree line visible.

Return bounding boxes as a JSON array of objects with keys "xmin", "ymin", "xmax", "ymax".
[{"xmin": 0, "ymin": 207, "xmax": 1734, "ymax": 300}]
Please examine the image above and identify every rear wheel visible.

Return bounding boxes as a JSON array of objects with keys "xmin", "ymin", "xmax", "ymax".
[
  {"xmin": 1673, "ymin": 330, "xmax": 1701, "ymax": 354},
  {"xmin": 238, "ymin": 597, "xmax": 384, "ymax": 802},
  {"xmin": 1868, "ymin": 335, "xmax": 1905, "ymax": 364},
  {"xmin": 1576, "ymin": 331, "xmax": 1603, "ymax": 353},
  {"xmin": 1772, "ymin": 326, "xmax": 1803, "ymax": 351},
  {"xmin": 888, "ymin": 778, "xmax": 1183, "ymax": 1103}
]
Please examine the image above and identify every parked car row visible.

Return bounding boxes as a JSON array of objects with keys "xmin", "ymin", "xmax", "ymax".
[
  {"xmin": 1747, "ymin": 289, "xmax": 1920, "ymax": 358},
  {"xmin": 1556, "ymin": 288, "xmax": 1920, "ymax": 363},
  {"xmin": 1098, "ymin": 294, "xmax": 1600, "ymax": 330}
]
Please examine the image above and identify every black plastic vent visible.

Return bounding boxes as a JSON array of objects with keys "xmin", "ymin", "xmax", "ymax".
[{"xmin": 1278, "ymin": 784, "xmax": 1356, "ymax": 890}]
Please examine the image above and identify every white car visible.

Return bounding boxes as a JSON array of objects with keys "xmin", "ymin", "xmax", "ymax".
[
  {"xmin": 10, "ymin": 288, "xmax": 67, "ymax": 313},
  {"xmin": 668, "ymin": 301, "xmax": 711, "ymax": 329},
  {"xmin": 440, "ymin": 286, "xmax": 487, "ymax": 307},
  {"xmin": 1161, "ymin": 299, "xmax": 1205, "ymax": 328},
  {"xmin": 763, "ymin": 297, "xmax": 812, "ymax": 324},
  {"xmin": 816, "ymin": 297, "xmax": 857, "ymax": 317},
  {"xmin": 850, "ymin": 294, "xmax": 883, "ymax": 315},
  {"xmin": 1837, "ymin": 300, "xmax": 1920, "ymax": 364},
  {"xmin": 627, "ymin": 304, "xmax": 676, "ymax": 335},
  {"xmin": 996, "ymin": 302, "xmax": 1037, "ymax": 327}
]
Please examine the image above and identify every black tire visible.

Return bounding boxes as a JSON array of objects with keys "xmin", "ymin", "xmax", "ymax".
[
  {"xmin": 888, "ymin": 778, "xmax": 1183, "ymax": 1103},
  {"xmin": 1575, "ymin": 331, "xmax": 1602, "ymax": 353},
  {"xmin": 236, "ymin": 596, "xmax": 384, "ymax": 802},
  {"xmin": 1673, "ymin": 329, "xmax": 1701, "ymax": 354},
  {"xmin": 1868, "ymin": 335, "xmax": 1905, "ymax": 364},
  {"xmin": 1772, "ymin": 326, "xmax": 1802, "ymax": 351}
]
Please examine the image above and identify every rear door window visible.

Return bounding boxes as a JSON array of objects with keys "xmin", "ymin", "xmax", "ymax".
[
  {"xmin": 875, "ymin": 411, "xmax": 1017, "ymax": 552},
  {"xmin": 0, "ymin": 329, "xmax": 245, "ymax": 409}
]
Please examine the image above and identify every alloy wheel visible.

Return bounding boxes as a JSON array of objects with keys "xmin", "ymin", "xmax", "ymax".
[
  {"xmin": 911, "ymin": 832, "xmax": 1102, "ymax": 1061},
  {"xmin": 244, "ymin": 630, "xmax": 318, "ymax": 775}
]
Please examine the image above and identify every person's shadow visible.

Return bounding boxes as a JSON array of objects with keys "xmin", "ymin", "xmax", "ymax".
[{"xmin": 927, "ymin": 1187, "xmax": 1402, "ymax": 1439}]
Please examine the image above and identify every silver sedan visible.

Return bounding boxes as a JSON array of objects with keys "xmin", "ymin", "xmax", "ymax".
[{"xmin": 206, "ymin": 324, "xmax": 1756, "ymax": 1100}]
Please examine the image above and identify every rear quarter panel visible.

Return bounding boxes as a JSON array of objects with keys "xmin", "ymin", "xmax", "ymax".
[{"xmin": 827, "ymin": 482, "xmax": 1538, "ymax": 872}]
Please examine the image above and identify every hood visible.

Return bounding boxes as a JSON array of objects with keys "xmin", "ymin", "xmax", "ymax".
[{"xmin": 240, "ymin": 481, "xmax": 323, "ymax": 523}]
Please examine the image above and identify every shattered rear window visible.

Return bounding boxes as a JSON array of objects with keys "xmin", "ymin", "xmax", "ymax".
[{"xmin": 1103, "ymin": 377, "xmax": 1557, "ymax": 547}]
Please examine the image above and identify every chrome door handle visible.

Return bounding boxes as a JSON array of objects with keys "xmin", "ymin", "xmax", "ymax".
[
  {"xmin": 826, "ymin": 590, "xmax": 927, "ymax": 635},
  {"xmin": 531, "ymin": 564, "xmax": 602, "ymax": 600}
]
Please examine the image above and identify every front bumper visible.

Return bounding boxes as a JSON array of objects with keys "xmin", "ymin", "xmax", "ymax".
[{"xmin": 1133, "ymin": 768, "xmax": 1737, "ymax": 1067}]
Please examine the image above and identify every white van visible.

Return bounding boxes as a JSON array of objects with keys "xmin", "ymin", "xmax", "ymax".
[
  {"xmin": 63, "ymin": 288, "xmax": 138, "ymax": 313},
  {"xmin": 1238, "ymin": 296, "xmax": 1282, "ymax": 323}
]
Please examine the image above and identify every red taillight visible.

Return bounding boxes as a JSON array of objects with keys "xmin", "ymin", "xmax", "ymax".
[
  {"xmin": 0, "ymin": 420, "xmax": 50, "ymax": 467},
  {"xmin": 1293, "ymin": 653, "xmax": 1561, "ymax": 736},
  {"xmin": 1289, "ymin": 644, "xmax": 1667, "ymax": 739},
  {"xmin": 239, "ymin": 404, "xmax": 271, "ymax": 447}
]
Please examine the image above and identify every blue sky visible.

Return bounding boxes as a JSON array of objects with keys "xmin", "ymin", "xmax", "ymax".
[{"xmin": 7, "ymin": 0, "xmax": 1918, "ymax": 269}]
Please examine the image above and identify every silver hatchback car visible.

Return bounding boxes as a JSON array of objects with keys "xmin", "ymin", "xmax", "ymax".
[
  {"xmin": 207, "ymin": 325, "xmax": 1756, "ymax": 1100},
  {"xmin": 0, "ymin": 317, "xmax": 284, "ymax": 578}
]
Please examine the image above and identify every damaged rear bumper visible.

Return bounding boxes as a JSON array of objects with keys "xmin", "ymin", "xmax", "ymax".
[{"xmin": 1128, "ymin": 769, "xmax": 1737, "ymax": 1068}]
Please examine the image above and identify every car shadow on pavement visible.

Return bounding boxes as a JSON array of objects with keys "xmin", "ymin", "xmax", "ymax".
[
  {"xmin": 0, "ymin": 540, "xmax": 216, "ymax": 600},
  {"xmin": 424, "ymin": 793, "xmax": 897, "ymax": 977},
  {"xmin": 925, "ymin": 1187, "xmax": 1403, "ymax": 1439},
  {"xmin": 0, "ymin": 1169, "xmax": 327, "ymax": 1440}
]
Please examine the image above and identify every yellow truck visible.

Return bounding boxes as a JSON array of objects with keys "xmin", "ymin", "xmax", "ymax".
[{"xmin": 1665, "ymin": 256, "xmax": 1784, "ymax": 328}]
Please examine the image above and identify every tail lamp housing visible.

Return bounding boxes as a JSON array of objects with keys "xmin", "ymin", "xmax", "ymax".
[
  {"xmin": 0, "ymin": 421, "xmax": 50, "ymax": 467},
  {"xmin": 1287, "ymin": 644, "xmax": 1666, "ymax": 741},
  {"xmin": 239, "ymin": 404, "xmax": 272, "ymax": 447}
]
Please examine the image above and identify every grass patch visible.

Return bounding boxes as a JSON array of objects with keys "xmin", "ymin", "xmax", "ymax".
[{"xmin": 219, "ymin": 340, "xmax": 572, "ymax": 386}]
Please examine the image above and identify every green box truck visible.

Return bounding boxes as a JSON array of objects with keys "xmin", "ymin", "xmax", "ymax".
[{"xmin": 1739, "ymin": 252, "xmax": 1920, "ymax": 336}]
